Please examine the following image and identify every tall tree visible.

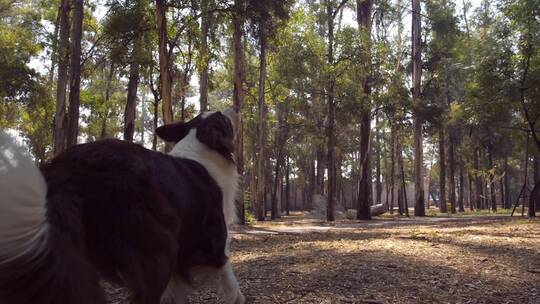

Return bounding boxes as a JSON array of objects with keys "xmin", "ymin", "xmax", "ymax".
[
  {"xmin": 439, "ymin": 128, "xmax": 447, "ymax": 212},
  {"xmin": 53, "ymin": 0, "xmax": 70, "ymax": 154},
  {"xmin": 356, "ymin": 0, "xmax": 373, "ymax": 220},
  {"xmin": 199, "ymin": 0, "xmax": 210, "ymax": 112},
  {"xmin": 232, "ymin": 0, "xmax": 246, "ymax": 224},
  {"xmin": 156, "ymin": 0, "xmax": 173, "ymax": 150},
  {"xmin": 256, "ymin": 13, "xmax": 268, "ymax": 221},
  {"xmin": 66, "ymin": 0, "xmax": 84, "ymax": 147},
  {"xmin": 412, "ymin": 0, "xmax": 425, "ymax": 216}
]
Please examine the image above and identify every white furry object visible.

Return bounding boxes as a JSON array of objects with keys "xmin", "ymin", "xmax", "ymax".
[
  {"xmin": 169, "ymin": 129, "xmax": 239, "ymax": 226},
  {"xmin": 0, "ymin": 131, "xmax": 48, "ymax": 263}
]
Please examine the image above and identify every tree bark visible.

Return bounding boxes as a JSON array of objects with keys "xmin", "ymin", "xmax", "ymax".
[
  {"xmin": 124, "ymin": 36, "xmax": 142, "ymax": 142},
  {"xmin": 325, "ymin": 0, "xmax": 337, "ymax": 222},
  {"xmin": 375, "ymin": 114, "xmax": 382, "ymax": 204},
  {"xmin": 316, "ymin": 145, "xmax": 325, "ymax": 194},
  {"xmin": 412, "ymin": 0, "xmax": 425, "ymax": 216},
  {"xmin": 504, "ymin": 156, "xmax": 510, "ymax": 208},
  {"xmin": 199, "ymin": 0, "xmax": 210, "ymax": 112},
  {"xmin": 458, "ymin": 161, "xmax": 465, "ymax": 212},
  {"xmin": 285, "ymin": 156, "xmax": 290, "ymax": 215},
  {"xmin": 66, "ymin": 0, "xmax": 84, "ymax": 148},
  {"xmin": 156, "ymin": 0, "xmax": 173, "ymax": 151},
  {"xmin": 533, "ymin": 155, "xmax": 539, "ymax": 210},
  {"xmin": 474, "ymin": 148, "xmax": 483, "ymax": 210},
  {"xmin": 390, "ymin": 125, "xmax": 396, "ymax": 214},
  {"xmin": 100, "ymin": 62, "xmax": 115, "ymax": 140},
  {"xmin": 53, "ymin": 0, "xmax": 70, "ymax": 155},
  {"xmin": 488, "ymin": 146, "xmax": 497, "ymax": 212},
  {"xmin": 439, "ymin": 127, "xmax": 447, "ymax": 212},
  {"xmin": 356, "ymin": 0, "xmax": 373, "ymax": 221},
  {"xmin": 232, "ymin": 0, "xmax": 246, "ymax": 224},
  {"xmin": 256, "ymin": 21, "xmax": 267, "ymax": 221},
  {"xmin": 271, "ymin": 105, "xmax": 285, "ymax": 219},
  {"xmin": 448, "ymin": 129, "xmax": 457, "ymax": 213}
]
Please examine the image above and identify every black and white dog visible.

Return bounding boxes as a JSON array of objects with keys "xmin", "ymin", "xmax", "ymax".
[{"xmin": 0, "ymin": 109, "xmax": 245, "ymax": 304}]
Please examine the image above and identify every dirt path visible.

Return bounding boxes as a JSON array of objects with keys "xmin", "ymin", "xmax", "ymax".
[
  {"xmin": 107, "ymin": 215, "xmax": 540, "ymax": 303},
  {"xmin": 190, "ymin": 215, "xmax": 540, "ymax": 304}
]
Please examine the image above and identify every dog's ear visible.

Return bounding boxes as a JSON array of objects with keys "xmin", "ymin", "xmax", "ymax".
[
  {"xmin": 196, "ymin": 112, "xmax": 234, "ymax": 161},
  {"xmin": 155, "ymin": 122, "xmax": 191, "ymax": 143}
]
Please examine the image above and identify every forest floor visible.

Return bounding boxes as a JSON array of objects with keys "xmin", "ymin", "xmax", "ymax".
[{"xmin": 107, "ymin": 212, "xmax": 540, "ymax": 304}]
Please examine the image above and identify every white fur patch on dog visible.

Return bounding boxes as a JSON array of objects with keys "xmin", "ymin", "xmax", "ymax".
[{"xmin": 169, "ymin": 129, "xmax": 239, "ymax": 226}]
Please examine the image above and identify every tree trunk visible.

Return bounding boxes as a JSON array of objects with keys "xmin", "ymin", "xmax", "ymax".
[
  {"xmin": 530, "ymin": 181, "xmax": 538, "ymax": 218},
  {"xmin": 316, "ymin": 146, "xmax": 325, "ymax": 194},
  {"xmin": 468, "ymin": 172, "xmax": 474, "ymax": 211},
  {"xmin": 199, "ymin": 0, "xmax": 210, "ymax": 112},
  {"xmin": 49, "ymin": 5, "xmax": 62, "ymax": 83},
  {"xmin": 232, "ymin": 0, "xmax": 246, "ymax": 224},
  {"xmin": 375, "ymin": 114, "xmax": 382, "ymax": 204},
  {"xmin": 412, "ymin": 0, "xmax": 425, "ymax": 216},
  {"xmin": 458, "ymin": 161, "xmax": 465, "ymax": 212},
  {"xmin": 356, "ymin": 0, "xmax": 373, "ymax": 221},
  {"xmin": 326, "ymin": 0, "xmax": 337, "ymax": 222},
  {"xmin": 504, "ymin": 156, "xmax": 510, "ymax": 208},
  {"xmin": 53, "ymin": 0, "xmax": 70, "ymax": 155},
  {"xmin": 156, "ymin": 0, "xmax": 173, "ymax": 151},
  {"xmin": 124, "ymin": 36, "xmax": 142, "ymax": 142},
  {"xmin": 151, "ymin": 86, "xmax": 160, "ymax": 151},
  {"xmin": 448, "ymin": 130, "xmax": 457, "ymax": 213},
  {"xmin": 285, "ymin": 156, "xmax": 290, "ymax": 215},
  {"xmin": 533, "ymin": 155, "xmax": 539, "ymax": 210},
  {"xmin": 390, "ymin": 125, "xmax": 396, "ymax": 214},
  {"xmin": 474, "ymin": 148, "xmax": 483, "ymax": 210},
  {"xmin": 439, "ymin": 127, "xmax": 447, "ymax": 213},
  {"xmin": 100, "ymin": 62, "xmax": 115, "ymax": 140},
  {"xmin": 488, "ymin": 146, "xmax": 497, "ymax": 212},
  {"xmin": 310, "ymin": 158, "xmax": 317, "ymax": 210},
  {"xmin": 256, "ymin": 21, "xmax": 267, "ymax": 221},
  {"xmin": 66, "ymin": 0, "xmax": 84, "ymax": 148}
]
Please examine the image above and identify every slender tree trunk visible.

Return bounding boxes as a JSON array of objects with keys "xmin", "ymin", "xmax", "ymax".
[
  {"xmin": 199, "ymin": 0, "xmax": 210, "ymax": 112},
  {"xmin": 474, "ymin": 148, "xmax": 483, "ymax": 210},
  {"xmin": 256, "ymin": 22, "xmax": 267, "ymax": 221},
  {"xmin": 396, "ymin": 137, "xmax": 408, "ymax": 216},
  {"xmin": 488, "ymin": 146, "xmax": 497, "ymax": 212},
  {"xmin": 504, "ymin": 156, "xmax": 510, "ymax": 208},
  {"xmin": 458, "ymin": 161, "xmax": 465, "ymax": 212},
  {"xmin": 468, "ymin": 173, "xmax": 474, "ymax": 210},
  {"xmin": 390, "ymin": 125, "xmax": 396, "ymax": 214},
  {"xmin": 316, "ymin": 146, "xmax": 325, "ymax": 194},
  {"xmin": 66, "ymin": 0, "xmax": 83, "ymax": 147},
  {"xmin": 356, "ymin": 0, "xmax": 373, "ymax": 220},
  {"xmin": 53, "ymin": 0, "xmax": 70, "ymax": 155},
  {"xmin": 156, "ymin": 0, "xmax": 173, "ymax": 151},
  {"xmin": 285, "ymin": 156, "xmax": 290, "ymax": 216},
  {"xmin": 412, "ymin": 0, "xmax": 425, "ymax": 216},
  {"xmin": 124, "ymin": 36, "xmax": 142, "ymax": 142},
  {"xmin": 448, "ymin": 130, "xmax": 457, "ymax": 213},
  {"xmin": 100, "ymin": 62, "xmax": 115, "ymax": 140},
  {"xmin": 309, "ymin": 155, "xmax": 315, "ymax": 209},
  {"xmin": 401, "ymin": 149, "xmax": 409, "ymax": 217},
  {"xmin": 232, "ymin": 0, "xmax": 246, "ymax": 224},
  {"xmin": 439, "ymin": 127, "xmax": 447, "ymax": 212},
  {"xmin": 325, "ymin": 0, "xmax": 337, "ymax": 222},
  {"xmin": 533, "ymin": 155, "xmax": 539, "ymax": 210},
  {"xmin": 375, "ymin": 114, "xmax": 382, "ymax": 204},
  {"xmin": 49, "ymin": 5, "xmax": 61, "ymax": 84}
]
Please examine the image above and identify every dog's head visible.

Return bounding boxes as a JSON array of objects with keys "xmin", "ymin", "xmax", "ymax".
[{"xmin": 156, "ymin": 108, "xmax": 238, "ymax": 162}]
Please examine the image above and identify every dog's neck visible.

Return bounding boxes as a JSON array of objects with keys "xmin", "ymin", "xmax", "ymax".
[{"xmin": 169, "ymin": 129, "xmax": 238, "ymax": 226}]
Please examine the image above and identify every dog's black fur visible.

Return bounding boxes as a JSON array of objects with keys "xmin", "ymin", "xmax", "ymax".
[{"xmin": 0, "ymin": 111, "xmax": 237, "ymax": 304}]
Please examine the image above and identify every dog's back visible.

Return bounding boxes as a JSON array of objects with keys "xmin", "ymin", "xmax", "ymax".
[{"xmin": 0, "ymin": 110, "xmax": 245, "ymax": 304}]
